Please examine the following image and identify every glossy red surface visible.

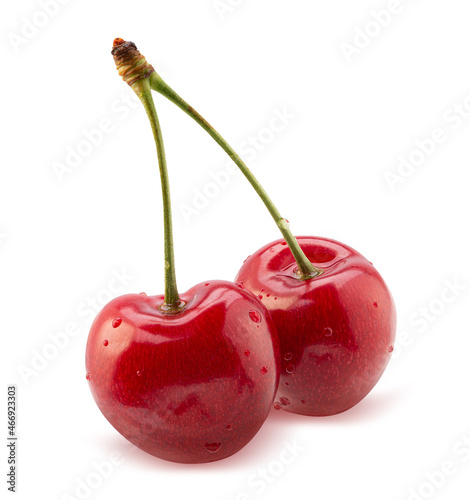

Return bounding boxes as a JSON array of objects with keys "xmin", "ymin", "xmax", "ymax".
[
  {"xmin": 236, "ymin": 236, "xmax": 396, "ymax": 416},
  {"xmin": 85, "ymin": 280, "xmax": 280, "ymax": 463}
]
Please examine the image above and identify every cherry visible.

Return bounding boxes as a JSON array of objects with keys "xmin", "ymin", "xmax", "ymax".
[
  {"xmin": 134, "ymin": 41, "xmax": 397, "ymax": 415},
  {"xmin": 85, "ymin": 39, "xmax": 280, "ymax": 464},
  {"xmin": 86, "ymin": 282, "xmax": 279, "ymax": 463},
  {"xmin": 235, "ymin": 237, "xmax": 396, "ymax": 416}
]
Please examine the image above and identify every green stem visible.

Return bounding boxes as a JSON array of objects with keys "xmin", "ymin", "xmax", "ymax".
[
  {"xmin": 149, "ymin": 72, "xmax": 321, "ymax": 280},
  {"xmin": 131, "ymin": 78, "xmax": 182, "ymax": 311}
]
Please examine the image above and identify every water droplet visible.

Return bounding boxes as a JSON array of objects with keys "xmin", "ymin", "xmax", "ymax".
[
  {"xmin": 285, "ymin": 382, "xmax": 289, "ymax": 386},
  {"xmin": 269, "ymin": 247, "xmax": 275, "ymax": 253},
  {"xmin": 226, "ymin": 424, "xmax": 232, "ymax": 431},
  {"xmin": 260, "ymin": 366, "xmax": 268, "ymax": 375},
  {"xmin": 266, "ymin": 293, "xmax": 271, "ymax": 297},
  {"xmin": 388, "ymin": 346, "xmax": 394, "ymax": 353},
  {"xmin": 281, "ymin": 241, "xmax": 287, "ymax": 246},
  {"xmin": 136, "ymin": 370, "xmax": 142, "ymax": 377},
  {"xmin": 103, "ymin": 340, "xmax": 109, "ymax": 346},
  {"xmin": 243, "ymin": 255, "xmax": 251, "ymax": 263},
  {"xmin": 140, "ymin": 292, "xmax": 147, "ymax": 296},
  {"xmin": 286, "ymin": 364, "xmax": 295, "ymax": 374},
  {"xmin": 260, "ymin": 288, "xmax": 264, "ymax": 292},
  {"xmin": 301, "ymin": 399, "xmax": 306, "ymax": 404},
  {"xmin": 244, "ymin": 349, "xmax": 251, "ymax": 357},
  {"xmin": 205, "ymin": 283, "xmax": 210, "ymax": 287},
  {"xmin": 258, "ymin": 294, "xmax": 263, "ymax": 300},
  {"xmin": 112, "ymin": 318, "xmax": 122, "ymax": 328},
  {"xmin": 86, "ymin": 373, "xmax": 91, "ymax": 381},
  {"xmin": 236, "ymin": 281, "xmax": 244, "ymax": 289},
  {"xmin": 324, "ymin": 327, "xmax": 333, "ymax": 337},
  {"xmin": 204, "ymin": 442, "xmax": 221, "ymax": 454},
  {"xmin": 274, "ymin": 297, "xmax": 278, "ymax": 301},
  {"xmin": 373, "ymin": 302, "xmax": 378, "ymax": 308},
  {"xmin": 273, "ymin": 402, "xmax": 282, "ymax": 410},
  {"xmin": 280, "ymin": 397, "xmax": 290, "ymax": 406},
  {"xmin": 249, "ymin": 310, "xmax": 262, "ymax": 323},
  {"xmin": 284, "ymin": 352, "xmax": 293, "ymax": 361}
]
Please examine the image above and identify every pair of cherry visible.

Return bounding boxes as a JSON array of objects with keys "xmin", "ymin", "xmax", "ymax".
[{"xmin": 85, "ymin": 39, "xmax": 396, "ymax": 464}]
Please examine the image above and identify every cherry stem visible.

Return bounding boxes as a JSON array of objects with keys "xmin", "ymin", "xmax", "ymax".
[
  {"xmin": 148, "ymin": 72, "xmax": 321, "ymax": 280},
  {"xmin": 131, "ymin": 79, "xmax": 182, "ymax": 311}
]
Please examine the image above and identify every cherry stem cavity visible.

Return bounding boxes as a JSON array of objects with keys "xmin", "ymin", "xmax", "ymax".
[{"xmin": 148, "ymin": 72, "xmax": 321, "ymax": 280}]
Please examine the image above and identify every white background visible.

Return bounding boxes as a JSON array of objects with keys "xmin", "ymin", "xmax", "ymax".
[{"xmin": 2, "ymin": 1, "xmax": 470, "ymax": 499}]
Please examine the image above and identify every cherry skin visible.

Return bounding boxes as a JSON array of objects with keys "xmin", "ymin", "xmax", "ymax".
[
  {"xmin": 85, "ymin": 280, "xmax": 280, "ymax": 464},
  {"xmin": 235, "ymin": 236, "xmax": 396, "ymax": 416}
]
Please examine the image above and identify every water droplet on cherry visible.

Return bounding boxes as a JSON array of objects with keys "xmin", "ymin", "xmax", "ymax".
[
  {"xmin": 260, "ymin": 366, "xmax": 268, "ymax": 375},
  {"xmin": 274, "ymin": 402, "xmax": 282, "ymax": 410},
  {"xmin": 140, "ymin": 292, "xmax": 147, "ymax": 296},
  {"xmin": 301, "ymin": 399, "xmax": 306, "ymax": 404},
  {"xmin": 284, "ymin": 352, "xmax": 293, "ymax": 361},
  {"xmin": 258, "ymin": 295, "xmax": 263, "ymax": 300},
  {"xmin": 286, "ymin": 364, "xmax": 295, "ymax": 374},
  {"xmin": 136, "ymin": 370, "xmax": 142, "ymax": 377},
  {"xmin": 86, "ymin": 373, "xmax": 91, "ymax": 381},
  {"xmin": 243, "ymin": 255, "xmax": 251, "ymax": 263},
  {"xmin": 280, "ymin": 397, "xmax": 290, "ymax": 406},
  {"xmin": 103, "ymin": 340, "xmax": 109, "ymax": 346},
  {"xmin": 266, "ymin": 293, "xmax": 271, "ymax": 297},
  {"xmin": 112, "ymin": 318, "xmax": 122, "ymax": 328},
  {"xmin": 281, "ymin": 241, "xmax": 287, "ymax": 245},
  {"xmin": 244, "ymin": 349, "xmax": 251, "ymax": 357},
  {"xmin": 205, "ymin": 283, "xmax": 210, "ymax": 287},
  {"xmin": 269, "ymin": 247, "xmax": 275, "ymax": 253},
  {"xmin": 274, "ymin": 297, "xmax": 278, "ymax": 301},
  {"xmin": 249, "ymin": 310, "xmax": 262, "ymax": 323},
  {"xmin": 236, "ymin": 281, "xmax": 244, "ymax": 289},
  {"xmin": 373, "ymin": 302, "xmax": 378, "ymax": 308},
  {"xmin": 388, "ymin": 346, "xmax": 394, "ymax": 353},
  {"xmin": 204, "ymin": 442, "xmax": 221, "ymax": 453},
  {"xmin": 226, "ymin": 424, "xmax": 232, "ymax": 431},
  {"xmin": 324, "ymin": 327, "xmax": 333, "ymax": 337}
]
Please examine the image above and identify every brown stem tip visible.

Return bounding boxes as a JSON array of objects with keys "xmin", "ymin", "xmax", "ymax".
[{"xmin": 111, "ymin": 38, "xmax": 154, "ymax": 87}]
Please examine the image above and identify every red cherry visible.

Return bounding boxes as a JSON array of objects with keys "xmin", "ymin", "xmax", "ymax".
[
  {"xmin": 236, "ymin": 236, "xmax": 396, "ymax": 416},
  {"xmin": 101, "ymin": 49, "xmax": 281, "ymax": 464},
  {"xmin": 86, "ymin": 280, "xmax": 279, "ymax": 463}
]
